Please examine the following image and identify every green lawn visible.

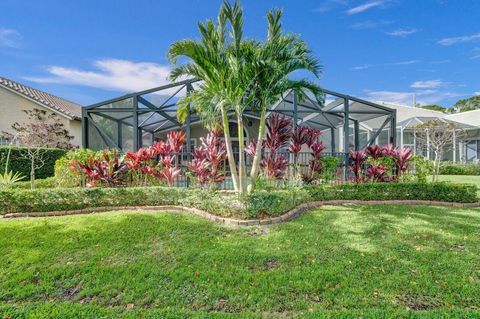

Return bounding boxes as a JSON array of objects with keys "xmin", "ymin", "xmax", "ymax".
[
  {"xmin": 1, "ymin": 206, "xmax": 480, "ymax": 318},
  {"xmin": 437, "ymin": 175, "xmax": 480, "ymax": 189}
]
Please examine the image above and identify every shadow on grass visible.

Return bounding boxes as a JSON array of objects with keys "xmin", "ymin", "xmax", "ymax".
[{"xmin": 1, "ymin": 206, "xmax": 479, "ymax": 314}]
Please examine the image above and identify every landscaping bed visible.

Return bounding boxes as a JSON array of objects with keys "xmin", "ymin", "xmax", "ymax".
[
  {"xmin": 1, "ymin": 182, "xmax": 478, "ymax": 219},
  {"xmin": 1, "ymin": 205, "xmax": 479, "ymax": 317}
]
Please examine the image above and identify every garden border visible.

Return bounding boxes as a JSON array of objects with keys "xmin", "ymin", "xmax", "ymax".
[{"xmin": 3, "ymin": 200, "xmax": 480, "ymax": 227}]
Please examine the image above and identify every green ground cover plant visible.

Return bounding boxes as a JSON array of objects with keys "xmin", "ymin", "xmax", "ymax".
[{"xmin": 1, "ymin": 205, "xmax": 479, "ymax": 317}]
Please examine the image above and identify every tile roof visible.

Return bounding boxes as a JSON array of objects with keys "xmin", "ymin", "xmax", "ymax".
[{"xmin": 0, "ymin": 76, "xmax": 82, "ymax": 119}]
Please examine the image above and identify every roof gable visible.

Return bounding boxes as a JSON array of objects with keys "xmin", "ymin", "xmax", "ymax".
[{"xmin": 0, "ymin": 76, "xmax": 82, "ymax": 119}]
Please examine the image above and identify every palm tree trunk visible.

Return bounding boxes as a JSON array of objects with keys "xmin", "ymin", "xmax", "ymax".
[
  {"xmin": 237, "ymin": 113, "xmax": 246, "ymax": 194},
  {"xmin": 221, "ymin": 107, "xmax": 239, "ymax": 192},
  {"xmin": 249, "ymin": 106, "xmax": 266, "ymax": 180}
]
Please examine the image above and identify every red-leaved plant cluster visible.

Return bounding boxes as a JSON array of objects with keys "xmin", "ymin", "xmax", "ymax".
[
  {"xmin": 124, "ymin": 131, "xmax": 186, "ymax": 186},
  {"xmin": 73, "ymin": 131, "xmax": 186, "ymax": 187},
  {"xmin": 349, "ymin": 144, "xmax": 413, "ymax": 183},
  {"xmin": 245, "ymin": 114, "xmax": 325, "ymax": 181},
  {"xmin": 72, "ymin": 149, "xmax": 127, "ymax": 187},
  {"xmin": 187, "ymin": 129, "xmax": 228, "ymax": 187}
]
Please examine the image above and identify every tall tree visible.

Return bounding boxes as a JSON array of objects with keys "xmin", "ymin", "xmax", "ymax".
[
  {"xmin": 247, "ymin": 9, "xmax": 323, "ymax": 180},
  {"xmin": 169, "ymin": 0, "xmax": 255, "ymax": 193}
]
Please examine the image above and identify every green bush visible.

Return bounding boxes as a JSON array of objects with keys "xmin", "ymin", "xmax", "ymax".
[
  {"xmin": 245, "ymin": 188, "xmax": 312, "ymax": 218},
  {"xmin": 0, "ymin": 182, "xmax": 477, "ymax": 218},
  {"xmin": 12, "ymin": 177, "xmax": 56, "ymax": 189},
  {"xmin": 306, "ymin": 182, "xmax": 478, "ymax": 203},
  {"xmin": 0, "ymin": 187, "xmax": 243, "ymax": 216},
  {"xmin": 0, "ymin": 146, "xmax": 66, "ymax": 180},
  {"xmin": 54, "ymin": 148, "xmax": 99, "ymax": 188},
  {"xmin": 439, "ymin": 162, "xmax": 480, "ymax": 175}
]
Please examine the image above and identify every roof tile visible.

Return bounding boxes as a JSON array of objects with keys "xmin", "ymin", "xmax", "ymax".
[{"xmin": 0, "ymin": 76, "xmax": 82, "ymax": 119}]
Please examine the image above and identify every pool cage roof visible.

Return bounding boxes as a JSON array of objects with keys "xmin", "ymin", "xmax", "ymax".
[{"xmin": 82, "ymin": 78, "xmax": 396, "ymax": 161}]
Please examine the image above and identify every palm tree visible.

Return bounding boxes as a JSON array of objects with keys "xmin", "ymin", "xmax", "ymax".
[
  {"xmin": 169, "ymin": 0, "xmax": 253, "ymax": 193},
  {"xmin": 247, "ymin": 9, "xmax": 323, "ymax": 180}
]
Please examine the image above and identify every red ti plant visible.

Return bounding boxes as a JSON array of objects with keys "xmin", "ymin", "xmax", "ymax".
[
  {"xmin": 366, "ymin": 163, "xmax": 388, "ymax": 182},
  {"xmin": 261, "ymin": 154, "xmax": 289, "ymax": 180},
  {"xmin": 288, "ymin": 126, "xmax": 310, "ymax": 160},
  {"xmin": 305, "ymin": 127, "xmax": 321, "ymax": 148},
  {"xmin": 382, "ymin": 144, "xmax": 396, "ymax": 157},
  {"xmin": 349, "ymin": 150, "xmax": 367, "ymax": 183},
  {"xmin": 261, "ymin": 114, "xmax": 292, "ymax": 180},
  {"xmin": 365, "ymin": 145, "xmax": 384, "ymax": 160},
  {"xmin": 245, "ymin": 139, "xmax": 257, "ymax": 158},
  {"xmin": 393, "ymin": 147, "xmax": 413, "ymax": 178},
  {"xmin": 73, "ymin": 150, "xmax": 127, "ymax": 187},
  {"xmin": 302, "ymin": 140, "xmax": 325, "ymax": 183},
  {"xmin": 263, "ymin": 114, "xmax": 292, "ymax": 153},
  {"xmin": 188, "ymin": 130, "xmax": 227, "ymax": 187}
]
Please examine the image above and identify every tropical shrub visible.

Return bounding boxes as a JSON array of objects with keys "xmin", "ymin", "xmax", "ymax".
[
  {"xmin": 320, "ymin": 156, "xmax": 340, "ymax": 182},
  {"xmin": 411, "ymin": 155, "xmax": 434, "ymax": 183},
  {"xmin": 261, "ymin": 114, "xmax": 292, "ymax": 180},
  {"xmin": 349, "ymin": 145, "xmax": 413, "ymax": 183},
  {"xmin": 187, "ymin": 130, "xmax": 227, "ymax": 187},
  {"xmin": 54, "ymin": 148, "xmax": 98, "ymax": 188},
  {"xmin": 73, "ymin": 150, "xmax": 128, "ymax": 187}
]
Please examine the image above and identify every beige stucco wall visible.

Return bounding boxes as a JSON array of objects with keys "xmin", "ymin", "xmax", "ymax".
[{"xmin": 0, "ymin": 86, "xmax": 82, "ymax": 146}]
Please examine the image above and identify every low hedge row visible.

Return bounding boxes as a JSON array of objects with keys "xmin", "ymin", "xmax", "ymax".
[
  {"xmin": 0, "ymin": 187, "xmax": 241, "ymax": 217},
  {"xmin": 243, "ymin": 182, "xmax": 478, "ymax": 218},
  {"xmin": 306, "ymin": 182, "xmax": 478, "ymax": 203},
  {"xmin": 1, "ymin": 182, "xmax": 477, "ymax": 218},
  {"xmin": 0, "ymin": 146, "xmax": 67, "ymax": 179},
  {"xmin": 439, "ymin": 163, "xmax": 480, "ymax": 175}
]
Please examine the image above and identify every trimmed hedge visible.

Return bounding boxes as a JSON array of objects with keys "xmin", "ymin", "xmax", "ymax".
[
  {"xmin": 0, "ymin": 187, "xmax": 242, "ymax": 217},
  {"xmin": 1, "ymin": 182, "xmax": 477, "ymax": 218},
  {"xmin": 0, "ymin": 146, "xmax": 67, "ymax": 179},
  {"xmin": 305, "ymin": 182, "xmax": 478, "ymax": 203},
  {"xmin": 439, "ymin": 163, "xmax": 480, "ymax": 175}
]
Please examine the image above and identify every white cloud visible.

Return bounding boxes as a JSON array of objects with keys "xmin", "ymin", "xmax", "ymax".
[
  {"xmin": 25, "ymin": 59, "xmax": 181, "ymax": 94},
  {"xmin": 314, "ymin": 0, "xmax": 350, "ymax": 13},
  {"xmin": 410, "ymin": 79, "xmax": 445, "ymax": 89},
  {"xmin": 429, "ymin": 59, "xmax": 450, "ymax": 64},
  {"xmin": 471, "ymin": 47, "xmax": 480, "ymax": 59},
  {"xmin": 392, "ymin": 60, "xmax": 419, "ymax": 65},
  {"xmin": 475, "ymin": 91, "xmax": 480, "ymax": 96},
  {"xmin": 438, "ymin": 32, "xmax": 480, "ymax": 46},
  {"xmin": 346, "ymin": 1, "xmax": 385, "ymax": 15},
  {"xmin": 352, "ymin": 64, "xmax": 372, "ymax": 70},
  {"xmin": 352, "ymin": 60, "xmax": 419, "ymax": 71},
  {"xmin": 350, "ymin": 20, "xmax": 392, "ymax": 29},
  {"xmin": 364, "ymin": 89, "xmax": 462, "ymax": 105},
  {"xmin": 385, "ymin": 28, "xmax": 419, "ymax": 37},
  {"xmin": 0, "ymin": 28, "xmax": 22, "ymax": 48}
]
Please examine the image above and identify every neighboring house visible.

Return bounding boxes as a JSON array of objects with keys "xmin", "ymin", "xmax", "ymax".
[
  {"xmin": 0, "ymin": 76, "xmax": 82, "ymax": 146},
  {"xmin": 373, "ymin": 102, "xmax": 480, "ymax": 163}
]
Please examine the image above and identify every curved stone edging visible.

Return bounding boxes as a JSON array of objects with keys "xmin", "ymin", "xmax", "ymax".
[{"xmin": 2, "ymin": 200, "xmax": 480, "ymax": 227}]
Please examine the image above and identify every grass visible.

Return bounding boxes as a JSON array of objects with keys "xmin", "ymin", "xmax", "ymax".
[
  {"xmin": 1, "ymin": 206, "xmax": 480, "ymax": 318},
  {"xmin": 436, "ymin": 174, "xmax": 480, "ymax": 188}
]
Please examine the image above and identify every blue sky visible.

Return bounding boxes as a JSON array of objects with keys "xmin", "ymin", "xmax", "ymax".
[{"xmin": 1, "ymin": 0, "xmax": 479, "ymax": 107}]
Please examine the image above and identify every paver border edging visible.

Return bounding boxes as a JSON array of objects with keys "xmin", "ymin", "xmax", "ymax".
[{"xmin": 2, "ymin": 200, "xmax": 480, "ymax": 227}]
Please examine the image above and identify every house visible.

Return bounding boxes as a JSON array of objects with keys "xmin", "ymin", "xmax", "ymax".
[
  {"xmin": 375, "ymin": 102, "xmax": 480, "ymax": 163},
  {"xmin": 0, "ymin": 76, "xmax": 83, "ymax": 146}
]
